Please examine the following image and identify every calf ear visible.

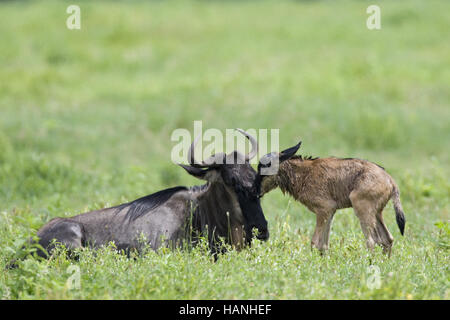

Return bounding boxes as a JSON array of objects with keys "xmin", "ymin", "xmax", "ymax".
[
  {"xmin": 279, "ymin": 141, "xmax": 302, "ymax": 162},
  {"xmin": 178, "ymin": 164, "xmax": 219, "ymax": 181}
]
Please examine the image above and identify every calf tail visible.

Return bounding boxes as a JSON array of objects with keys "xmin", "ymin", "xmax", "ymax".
[{"xmin": 391, "ymin": 182, "xmax": 406, "ymax": 235}]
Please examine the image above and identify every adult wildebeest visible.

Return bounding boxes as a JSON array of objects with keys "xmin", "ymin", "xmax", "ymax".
[
  {"xmin": 258, "ymin": 143, "xmax": 406, "ymax": 254},
  {"xmin": 13, "ymin": 129, "xmax": 291, "ymax": 264}
]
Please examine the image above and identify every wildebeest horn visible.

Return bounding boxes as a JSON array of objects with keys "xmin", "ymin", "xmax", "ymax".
[
  {"xmin": 188, "ymin": 134, "xmax": 201, "ymax": 167},
  {"xmin": 235, "ymin": 128, "xmax": 258, "ymax": 161},
  {"xmin": 188, "ymin": 134, "xmax": 222, "ymax": 168}
]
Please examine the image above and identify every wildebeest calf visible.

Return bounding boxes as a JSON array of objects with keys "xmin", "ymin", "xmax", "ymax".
[{"xmin": 258, "ymin": 144, "xmax": 406, "ymax": 254}]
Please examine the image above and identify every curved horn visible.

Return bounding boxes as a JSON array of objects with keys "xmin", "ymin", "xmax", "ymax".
[
  {"xmin": 188, "ymin": 134, "xmax": 222, "ymax": 168},
  {"xmin": 235, "ymin": 128, "xmax": 258, "ymax": 161},
  {"xmin": 188, "ymin": 134, "xmax": 201, "ymax": 166}
]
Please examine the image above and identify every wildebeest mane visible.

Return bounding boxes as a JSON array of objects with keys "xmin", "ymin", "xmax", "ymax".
[
  {"xmin": 340, "ymin": 157, "xmax": 385, "ymax": 171},
  {"xmin": 116, "ymin": 186, "xmax": 188, "ymax": 221},
  {"xmin": 290, "ymin": 155, "xmax": 319, "ymax": 161}
]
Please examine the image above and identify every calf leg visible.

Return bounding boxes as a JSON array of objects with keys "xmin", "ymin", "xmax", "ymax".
[
  {"xmin": 350, "ymin": 194, "xmax": 393, "ymax": 254},
  {"xmin": 311, "ymin": 208, "xmax": 336, "ymax": 252},
  {"xmin": 375, "ymin": 210, "xmax": 394, "ymax": 255}
]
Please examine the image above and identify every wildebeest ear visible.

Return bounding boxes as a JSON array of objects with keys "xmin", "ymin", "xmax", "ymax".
[
  {"xmin": 178, "ymin": 164, "xmax": 219, "ymax": 181},
  {"xmin": 279, "ymin": 141, "xmax": 302, "ymax": 162}
]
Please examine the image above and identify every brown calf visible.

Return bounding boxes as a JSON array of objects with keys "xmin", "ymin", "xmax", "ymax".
[{"xmin": 258, "ymin": 146, "xmax": 406, "ymax": 254}]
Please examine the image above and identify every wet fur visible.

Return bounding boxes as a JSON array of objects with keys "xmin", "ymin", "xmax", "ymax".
[{"xmin": 261, "ymin": 156, "xmax": 406, "ymax": 254}]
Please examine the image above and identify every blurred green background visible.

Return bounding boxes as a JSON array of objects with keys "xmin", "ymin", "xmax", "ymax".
[{"xmin": 0, "ymin": 0, "xmax": 448, "ymax": 299}]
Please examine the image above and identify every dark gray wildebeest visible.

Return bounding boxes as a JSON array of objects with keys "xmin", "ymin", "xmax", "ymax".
[
  {"xmin": 257, "ymin": 142, "xmax": 406, "ymax": 255},
  {"xmin": 9, "ymin": 129, "xmax": 299, "ymax": 267}
]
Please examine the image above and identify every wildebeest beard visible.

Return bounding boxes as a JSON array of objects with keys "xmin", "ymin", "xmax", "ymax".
[{"xmin": 188, "ymin": 181, "xmax": 258, "ymax": 252}]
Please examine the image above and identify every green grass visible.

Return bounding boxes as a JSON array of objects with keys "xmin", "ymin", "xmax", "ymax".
[{"xmin": 0, "ymin": 0, "xmax": 449, "ymax": 299}]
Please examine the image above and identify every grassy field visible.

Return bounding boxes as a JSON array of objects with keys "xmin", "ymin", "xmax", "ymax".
[{"xmin": 0, "ymin": 0, "xmax": 449, "ymax": 299}]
